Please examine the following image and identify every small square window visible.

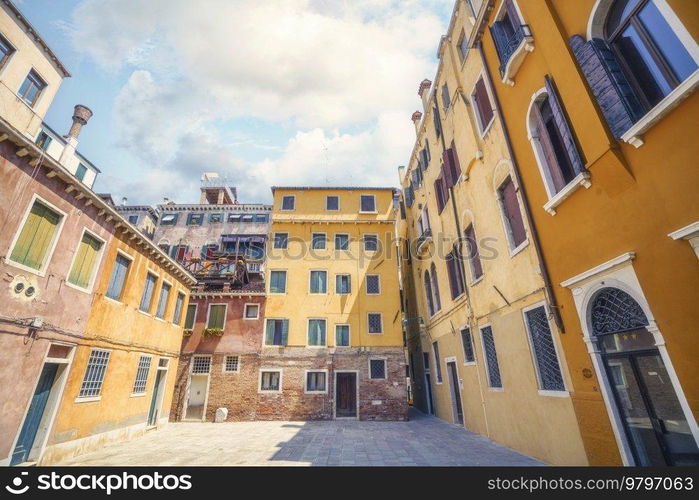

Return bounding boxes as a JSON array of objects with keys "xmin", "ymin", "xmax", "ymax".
[
  {"xmin": 75, "ymin": 163, "xmax": 88, "ymax": 182},
  {"xmin": 35, "ymin": 131, "xmax": 52, "ymax": 151},
  {"xmin": 274, "ymin": 232, "xmax": 288, "ymax": 249},
  {"xmin": 128, "ymin": 215, "xmax": 138, "ymax": 224},
  {"xmin": 326, "ymin": 196, "xmax": 339, "ymax": 211},
  {"xmin": 244, "ymin": 304, "xmax": 259, "ymax": 319},
  {"xmin": 363, "ymin": 234, "xmax": 378, "ymax": 252},
  {"xmin": 187, "ymin": 213, "xmax": 203, "ymax": 225},
  {"xmin": 368, "ymin": 313, "xmax": 383, "ymax": 334},
  {"xmin": 335, "ymin": 234, "xmax": 349, "ymax": 250},
  {"xmin": 306, "ymin": 371, "xmax": 327, "ymax": 393},
  {"xmin": 335, "ymin": 274, "xmax": 351, "ymax": 294},
  {"xmin": 209, "ymin": 213, "xmax": 223, "ymax": 223},
  {"xmin": 270, "ymin": 270, "xmax": 287, "ymax": 293},
  {"xmin": 224, "ymin": 355, "xmax": 240, "ymax": 373},
  {"xmin": 228, "ymin": 213, "xmax": 242, "ymax": 222},
  {"xmin": 160, "ymin": 213, "xmax": 179, "ymax": 225},
  {"xmin": 281, "ymin": 196, "xmax": 295, "ymax": 211},
  {"xmin": 366, "ymin": 275, "xmax": 380, "ymax": 295},
  {"xmin": 369, "ymin": 359, "xmax": 386, "ymax": 379},
  {"xmin": 312, "ymin": 233, "xmax": 326, "ymax": 250},
  {"xmin": 335, "ymin": 324, "xmax": 350, "ymax": 347},
  {"xmin": 192, "ymin": 356, "xmax": 211, "ymax": 374},
  {"xmin": 360, "ymin": 194, "xmax": 376, "ymax": 213},
  {"xmin": 260, "ymin": 370, "xmax": 281, "ymax": 392},
  {"xmin": 18, "ymin": 69, "xmax": 46, "ymax": 107}
]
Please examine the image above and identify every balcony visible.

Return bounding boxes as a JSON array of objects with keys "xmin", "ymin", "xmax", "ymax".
[{"xmin": 494, "ymin": 24, "xmax": 534, "ymax": 86}]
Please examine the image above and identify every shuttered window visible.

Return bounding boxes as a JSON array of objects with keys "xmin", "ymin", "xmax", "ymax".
[
  {"xmin": 308, "ymin": 319, "xmax": 326, "ymax": 346},
  {"xmin": 184, "ymin": 304, "xmax": 196, "ymax": 329},
  {"xmin": 442, "ymin": 144, "xmax": 461, "ymax": 188},
  {"xmin": 139, "ymin": 273, "xmax": 158, "ymax": 312},
  {"xmin": 360, "ymin": 195, "xmax": 376, "ymax": 212},
  {"xmin": 544, "ymin": 76, "xmax": 584, "ymax": 177},
  {"xmin": 10, "ymin": 200, "xmax": 62, "ymax": 271},
  {"xmin": 472, "ymin": 77, "xmax": 494, "ymax": 132},
  {"xmin": 265, "ymin": 319, "xmax": 289, "ymax": 346},
  {"xmin": 446, "ymin": 245, "xmax": 466, "ymax": 299},
  {"xmin": 498, "ymin": 178, "xmax": 527, "ymax": 248},
  {"xmin": 464, "ymin": 224, "xmax": 483, "ymax": 280},
  {"xmin": 207, "ymin": 305, "xmax": 226, "ymax": 329},
  {"xmin": 430, "ymin": 262, "xmax": 442, "ymax": 312},
  {"xmin": 155, "ymin": 282, "xmax": 171, "ymax": 319},
  {"xmin": 106, "ymin": 254, "xmax": 130, "ymax": 300},
  {"xmin": 68, "ymin": 232, "xmax": 102, "ymax": 289},
  {"xmin": 441, "ymin": 83, "xmax": 451, "ymax": 109}
]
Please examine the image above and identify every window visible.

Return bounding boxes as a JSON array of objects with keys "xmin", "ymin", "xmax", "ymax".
[
  {"xmin": 244, "ymin": 303, "xmax": 259, "ymax": 319},
  {"xmin": 312, "ymin": 233, "xmax": 326, "ymax": 250},
  {"xmin": 308, "ymin": 319, "xmax": 326, "ymax": 347},
  {"xmin": 424, "ymin": 270, "xmax": 436, "ymax": 317},
  {"xmin": 363, "ymin": 234, "xmax": 378, "ymax": 252},
  {"xmin": 445, "ymin": 244, "xmax": 466, "ymax": 299},
  {"xmin": 192, "ymin": 356, "xmax": 211, "ymax": 374},
  {"xmin": 367, "ymin": 313, "xmax": 383, "ymax": 334},
  {"xmin": 498, "ymin": 177, "xmax": 527, "ymax": 249},
  {"xmin": 269, "ymin": 270, "xmax": 287, "ymax": 293},
  {"xmin": 366, "ymin": 275, "xmax": 380, "ymax": 295},
  {"xmin": 432, "ymin": 342, "xmax": 443, "ymax": 383},
  {"xmin": 184, "ymin": 304, "xmax": 197, "ymax": 330},
  {"xmin": 75, "ymin": 163, "xmax": 88, "ymax": 182},
  {"xmin": 0, "ymin": 33, "xmax": 15, "ymax": 69},
  {"xmin": 606, "ymin": 0, "xmax": 698, "ymax": 112},
  {"xmin": 200, "ymin": 243, "xmax": 216, "ymax": 260},
  {"xmin": 207, "ymin": 304, "xmax": 226, "ymax": 330},
  {"xmin": 423, "ymin": 352, "xmax": 430, "ymax": 371},
  {"xmin": 481, "ymin": 326, "xmax": 502, "ymax": 388},
  {"xmin": 173, "ymin": 292, "xmax": 185, "ymax": 324},
  {"xmin": 241, "ymin": 214, "xmax": 253, "ymax": 223},
  {"xmin": 255, "ymin": 214, "xmax": 268, "ymax": 222},
  {"xmin": 265, "ymin": 319, "xmax": 289, "ymax": 346},
  {"xmin": 132, "ymin": 356, "xmax": 151, "ymax": 394},
  {"xmin": 9, "ymin": 199, "xmax": 62, "ymax": 272},
  {"xmin": 35, "ymin": 131, "xmax": 51, "ymax": 151},
  {"xmin": 260, "ymin": 370, "xmax": 281, "ymax": 392},
  {"xmin": 433, "ymin": 105, "xmax": 442, "ymax": 138},
  {"xmin": 155, "ymin": 282, "xmax": 170, "ymax": 319},
  {"xmin": 160, "ymin": 213, "xmax": 178, "ymax": 226},
  {"xmin": 336, "ymin": 274, "xmax": 351, "ymax": 294},
  {"xmin": 464, "ymin": 225, "xmax": 483, "ymax": 281},
  {"xmin": 139, "ymin": 273, "xmax": 158, "ymax": 313},
  {"xmin": 359, "ymin": 194, "xmax": 376, "ymax": 213},
  {"xmin": 326, "ymin": 196, "xmax": 339, "ymax": 211},
  {"xmin": 18, "ymin": 70, "xmax": 46, "ymax": 107},
  {"xmin": 458, "ymin": 30, "xmax": 469, "ymax": 62},
  {"xmin": 434, "ymin": 174, "xmax": 449, "ymax": 213},
  {"xmin": 335, "ymin": 324, "xmax": 350, "ymax": 347},
  {"xmin": 187, "ymin": 213, "xmax": 203, "ymax": 225},
  {"xmin": 309, "ymin": 270, "xmax": 327, "ymax": 294},
  {"xmin": 281, "ymin": 195, "xmax": 295, "ymax": 210},
  {"xmin": 490, "ymin": 0, "xmax": 527, "ymax": 73},
  {"xmin": 224, "ymin": 355, "xmax": 240, "ymax": 373},
  {"xmin": 429, "ymin": 262, "xmax": 442, "ymax": 312},
  {"xmin": 524, "ymin": 306, "xmax": 565, "ymax": 391},
  {"xmin": 273, "ymin": 232, "xmax": 288, "ymax": 249},
  {"xmin": 228, "ymin": 213, "xmax": 242, "ymax": 222},
  {"xmin": 209, "ymin": 213, "xmax": 222, "ymax": 223},
  {"xmin": 369, "ymin": 359, "xmax": 387, "ymax": 379},
  {"xmin": 128, "ymin": 215, "xmax": 138, "ymax": 224},
  {"xmin": 472, "ymin": 77, "xmax": 494, "ymax": 133},
  {"xmin": 78, "ymin": 349, "xmax": 111, "ymax": 398},
  {"xmin": 334, "ymin": 234, "xmax": 349, "ymax": 250},
  {"xmin": 441, "ymin": 83, "xmax": 451, "ymax": 110},
  {"xmin": 306, "ymin": 371, "xmax": 327, "ymax": 392},
  {"xmin": 106, "ymin": 254, "xmax": 131, "ymax": 300},
  {"xmin": 67, "ymin": 232, "xmax": 103, "ymax": 290},
  {"xmin": 461, "ymin": 328, "xmax": 475, "ymax": 363}
]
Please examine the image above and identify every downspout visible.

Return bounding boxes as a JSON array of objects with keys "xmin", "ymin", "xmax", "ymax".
[{"xmin": 475, "ymin": 41, "xmax": 565, "ymax": 333}]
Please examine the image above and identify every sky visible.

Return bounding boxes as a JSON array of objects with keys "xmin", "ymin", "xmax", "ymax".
[{"xmin": 20, "ymin": 0, "xmax": 453, "ymax": 204}]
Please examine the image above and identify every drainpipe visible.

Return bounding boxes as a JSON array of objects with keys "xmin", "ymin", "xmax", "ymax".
[{"xmin": 475, "ymin": 41, "xmax": 564, "ymax": 333}]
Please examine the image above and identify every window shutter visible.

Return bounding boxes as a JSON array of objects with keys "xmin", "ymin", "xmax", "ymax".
[
  {"xmin": 69, "ymin": 233, "xmax": 101, "ymax": 288},
  {"xmin": 424, "ymin": 272, "xmax": 434, "ymax": 316},
  {"xmin": 411, "ymin": 169, "xmax": 419, "ymax": 190},
  {"xmin": 505, "ymin": 0, "xmax": 522, "ymax": 25},
  {"xmin": 544, "ymin": 75, "xmax": 584, "ymax": 175},
  {"xmin": 531, "ymin": 100, "xmax": 568, "ymax": 193},
  {"xmin": 474, "ymin": 79, "xmax": 494, "ymax": 129},
  {"xmin": 442, "ymin": 142, "xmax": 462, "ymax": 187},
  {"xmin": 433, "ymin": 106, "xmax": 442, "ymax": 138},
  {"xmin": 265, "ymin": 320, "xmax": 275, "ymax": 344},
  {"xmin": 434, "ymin": 176, "xmax": 445, "ymax": 213},
  {"xmin": 11, "ymin": 202, "xmax": 60, "ymax": 270},
  {"xmin": 568, "ymin": 35, "xmax": 643, "ymax": 138},
  {"xmin": 500, "ymin": 179, "xmax": 527, "ymax": 247},
  {"xmin": 465, "ymin": 225, "xmax": 483, "ymax": 279},
  {"xmin": 281, "ymin": 320, "xmax": 289, "ymax": 345},
  {"xmin": 430, "ymin": 263, "xmax": 441, "ymax": 312}
]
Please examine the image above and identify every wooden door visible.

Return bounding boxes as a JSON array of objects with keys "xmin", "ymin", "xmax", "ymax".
[{"xmin": 336, "ymin": 373, "xmax": 357, "ymax": 418}]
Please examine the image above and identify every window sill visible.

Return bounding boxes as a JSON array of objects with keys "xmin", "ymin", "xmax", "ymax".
[
  {"xmin": 304, "ymin": 390, "xmax": 328, "ymax": 395},
  {"xmin": 537, "ymin": 389, "xmax": 569, "ymax": 398},
  {"xmin": 508, "ymin": 238, "xmax": 530, "ymax": 258},
  {"xmin": 258, "ymin": 390, "xmax": 282, "ymax": 395},
  {"xmin": 129, "ymin": 392, "xmax": 146, "ymax": 398},
  {"xmin": 103, "ymin": 296, "xmax": 125, "ymax": 306},
  {"xmin": 367, "ymin": 332, "xmax": 384, "ymax": 335},
  {"xmin": 487, "ymin": 387, "xmax": 504, "ymax": 393},
  {"xmin": 543, "ymin": 171, "xmax": 591, "ymax": 215},
  {"xmin": 463, "ymin": 361, "xmax": 477, "ymax": 367},
  {"xmin": 501, "ymin": 35, "xmax": 535, "ymax": 86},
  {"xmin": 470, "ymin": 275, "xmax": 484, "ymax": 287},
  {"xmin": 359, "ymin": 211, "xmax": 378, "ymax": 215},
  {"xmin": 3, "ymin": 258, "xmax": 45, "ymax": 278},
  {"xmin": 75, "ymin": 396, "xmax": 101, "ymax": 403},
  {"xmin": 243, "ymin": 317, "xmax": 259, "ymax": 321},
  {"xmin": 621, "ymin": 69, "xmax": 699, "ymax": 148},
  {"xmin": 64, "ymin": 281, "xmax": 94, "ymax": 295},
  {"xmin": 223, "ymin": 370, "xmax": 240, "ymax": 374},
  {"xmin": 137, "ymin": 309, "xmax": 153, "ymax": 317}
]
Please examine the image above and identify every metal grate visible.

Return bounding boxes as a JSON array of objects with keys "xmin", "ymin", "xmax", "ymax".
[
  {"xmin": 367, "ymin": 313, "xmax": 383, "ymax": 333},
  {"xmin": 525, "ymin": 306, "xmax": 565, "ymax": 391},
  {"xmin": 363, "ymin": 234, "xmax": 378, "ymax": 251},
  {"xmin": 591, "ymin": 288, "xmax": 648, "ymax": 336},
  {"xmin": 79, "ymin": 349, "xmax": 111, "ymax": 398},
  {"xmin": 370, "ymin": 359, "xmax": 386, "ymax": 379},
  {"xmin": 480, "ymin": 326, "xmax": 502, "ymax": 388},
  {"xmin": 225, "ymin": 356, "xmax": 239, "ymax": 372},
  {"xmin": 192, "ymin": 356, "xmax": 211, "ymax": 374},
  {"xmin": 366, "ymin": 275, "xmax": 380, "ymax": 294},
  {"xmin": 461, "ymin": 328, "xmax": 475, "ymax": 363},
  {"xmin": 132, "ymin": 355, "xmax": 152, "ymax": 394}
]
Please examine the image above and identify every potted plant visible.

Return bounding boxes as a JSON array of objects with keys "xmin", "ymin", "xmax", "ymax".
[
  {"xmin": 183, "ymin": 328, "xmax": 193, "ymax": 337},
  {"xmin": 203, "ymin": 327, "xmax": 224, "ymax": 338}
]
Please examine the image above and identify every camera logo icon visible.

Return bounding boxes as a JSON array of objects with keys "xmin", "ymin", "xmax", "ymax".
[{"xmin": 5, "ymin": 472, "xmax": 29, "ymax": 495}]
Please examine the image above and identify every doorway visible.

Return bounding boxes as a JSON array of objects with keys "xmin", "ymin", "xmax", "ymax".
[
  {"xmin": 148, "ymin": 359, "xmax": 169, "ymax": 427},
  {"xmin": 424, "ymin": 373, "xmax": 434, "ymax": 415},
  {"xmin": 335, "ymin": 372, "xmax": 357, "ymax": 418},
  {"xmin": 447, "ymin": 360, "xmax": 464, "ymax": 425},
  {"xmin": 591, "ymin": 287, "xmax": 699, "ymax": 466},
  {"xmin": 184, "ymin": 375, "xmax": 208, "ymax": 420}
]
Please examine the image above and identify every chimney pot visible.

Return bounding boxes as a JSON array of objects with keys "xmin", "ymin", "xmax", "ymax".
[
  {"xmin": 121, "ymin": 197, "xmax": 127, "ymax": 206},
  {"xmin": 411, "ymin": 111, "xmax": 422, "ymax": 123},
  {"xmin": 418, "ymin": 79, "xmax": 432, "ymax": 97},
  {"xmin": 68, "ymin": 104, "xmax": 93, "ymax": 139}
]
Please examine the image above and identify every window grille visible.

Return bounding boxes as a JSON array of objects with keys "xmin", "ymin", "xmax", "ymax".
[
  {"xmin": 192, "ymin": 356, "xmax": 211, "ymax": 374},
  {"xmin": 525, "ymin": 306, "xmax": 564, "ymax": 391},
  {"xmin": 132, "ymin": 356, "xmax": 151, "ymax": 394},
  {"xmin": 368, "ymin": 313, "xmax": 383, "ymax": 334},
  {"xmin": 370, "ymin": 359, "xmax": 386, "ymax": 379},
  {"xmin": 225, "ymin": 356, "xmax": 240, "ymax": 372},
  {"xmin": 481, "ymin": 326, "xmax": 502, "ymax": 388},
  {"xmin": 366, "ymin": 275, "xmax": 380, "ymax": 294},
  {"xmin": 79, "ymin": 349, "xmax": 111, "ymax": 398}
]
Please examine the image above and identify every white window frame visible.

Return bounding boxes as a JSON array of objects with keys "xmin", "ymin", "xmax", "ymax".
[
  {"xmin": 363, "ymin": 233, "xmax": 379, "ymax": 252},
  {"xmin": 75, "ymin": 348, "xmax": 112, "ymax": 402},
  {"xmin": 268, "ymin": 269, "xmax": 288, "ymax": 295},
  {"xmin": 205, "ymin": 303, "xmax": 228, "ymax": 332},
  {"xmin": 367, "ymin": 312, "xmax": 383, "ymax": 335},
  {"xmin": 326, "ymin": 195, "xmax": 340, "ymax": 211},
  {"xmin": 334, "ymin": 233, "xmax": 350, "ymax": 251},
  {"xmin": 365, "ymin": 274, "xmax": 381, "ymax": 295},
  {"xmin": 479, "ymin": 323, "xmax": 504, "ymax": 392},
  {"xmin": 309, "ymin": 269, "xmax": 328, "ymax": 295},
  {"xmin": 304, "ymin": 369, "xmax": 329, "ymax": 394},
  {"xmin": 335, "ymin": 273, "xmax": 351, "ymax": 295},
  {"xmin": 130, "ymin": 354, "xmax": 153, "ymax": 397},
  {"xmin": 243, "ymin": 302, "xmax": 260, "ymax": 320},
  {"xmin": 368, "ymin": 357, "xmax": 387, "ymax": 380},
  {"xmin": 311, "ymin": 232, "xmax": 327, "ymax": 250},
  {"xmin": 306, "ymin": 318, "xmax": 328, "ymax": 348},
  {"xmin": 258, "ymin": 368, "xmax": 283, "ymax": 394},
  {"xmin": 280, "ymin": 195, "xmax": 296, "ymax": 211},
  {"xmin": 460, "ymin": 326, "xmax": 477, "ymax": 366},
  {"xmin": 191, "ymin": 354, "xmax": 212, "ymax": 374},
  {"xmin": 17, "ymin": 67, "xmax": 48, "ymax": 110},
  {"xmin": 173, "ymin": 291, "xmax": 186, "ymax": 325},
  {"xmin": 154, "ymin": 278, "xmax": 173, "ymax": 321},
  {"xmin": 470, "ymin": 73, "xmax": 496, "ymax": 137},
  {"xmin": 5, "ymin": 194, "xmax": 67, "ymax": 277},
  {"xmin": 359, "ymin": 194, "xmax": 377, "ymax": 214},
  {"xmin": 494, "ymin": 173, "xmax": 530, "ymax": 256},
  {"xmin": 223, "ymin": 355, "xmax": 241, "ymax": 374},
  {"xmin": 65, "ymin": 227, "xmax": 107, "ymax": 294},
  {"xmin": 138, "ymin": 271, "xmax": 160, "ymax": 316},
  {"xmin": 334, "ymin": 323, "xmax": 351, "ymax": 348},
  {"xmin": 273, "ymin": 232, "xmax": 289, "ymax": 249}
]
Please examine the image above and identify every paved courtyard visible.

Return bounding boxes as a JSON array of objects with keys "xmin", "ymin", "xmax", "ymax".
[{"xmin": 57, "ymin": 409, "xmax": 544, "ymax": 466}]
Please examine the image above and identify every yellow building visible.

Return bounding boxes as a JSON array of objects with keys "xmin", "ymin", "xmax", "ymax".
[
  {"xmin": 263, "ymin": 187, "xmax": 407, "ymax": 420},
  {"xmin": 476, "ymin": 0, "xmax": 699, "ymax": 465},
  {"xmin": 399, "ymin": 0, "xmax": 587, "ymax": 464}
]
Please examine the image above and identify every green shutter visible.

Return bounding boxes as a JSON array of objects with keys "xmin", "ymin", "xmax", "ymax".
[
  {"xmin": 208, "ymin": 305, "xmax": 225, "ymax": 329},
  {"xmin": 281, "ymin": 320, "xmax": 289, "ymax": 346},
  {"xmin": 184, "ymin": 304, "xmax": 196, "ymax": 329},
  {"xmin": 10, "ymin": 201, "xmax": 60, "ymax": 270},
  {"xmin": 68, "ymin": 233, "xmax": 101, "ymax": 288},
  {"xmin": 265, "ymin": 320, "xmax": 275, "ymax": 345}
]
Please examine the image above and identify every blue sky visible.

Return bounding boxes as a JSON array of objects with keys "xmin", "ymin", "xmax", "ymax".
[{"xmin": 21, "ymin": 0, "xmax": 452, "ymax": 204}]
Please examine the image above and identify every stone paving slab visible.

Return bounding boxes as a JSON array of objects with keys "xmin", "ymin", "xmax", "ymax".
[{"xmin": 57, "ymin": 409, "xmax": 544, "ymax": 466}]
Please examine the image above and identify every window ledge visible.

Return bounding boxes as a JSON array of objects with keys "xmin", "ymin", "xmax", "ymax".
[
  {"xmin": 543, "ymin": 171, "xmax": 591, "ymax": 215},
  {"xmin": 508, "ymin": 238, "xmax": 530, "ymax": 258},
  {"xmin": 501, "ymin": 35, "xmax": 535, "ymax": 86},
  {"xmin": 488, "ymin": 387, "xmax": 504, "ymax": 393},
  {"xmin": 463, "ymin": 361, "xmax": 477, "ymax": 367},
  {"xmin": 129, "ymin": 392, "xmax": 146, "ymax": 398},
  {"xmin": 74, "ymin": 396, "xmax": 101, "ymax": 403},
  {"xmin": 470, "ymin": 275, "xmax": 484, "ymax": 287},
  {"xmin": 3, "ymin": 258, "xmax": 45, "ymax": 278},
  {"xmin": 621, "ymin": 69, "xmax": 699, "ymax": 148},
  {"xmin": 537, "ymin": 390, "xmax": 570, "ymax": 398},
  {"xmin": 64, "ymin": 281, "xmax": 93, "ymax": 295}
]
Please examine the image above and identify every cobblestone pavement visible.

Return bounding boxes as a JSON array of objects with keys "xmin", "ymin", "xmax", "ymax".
[{"xmin": 57, "ymin": 409, "xmax": 544, "ymax": 466}]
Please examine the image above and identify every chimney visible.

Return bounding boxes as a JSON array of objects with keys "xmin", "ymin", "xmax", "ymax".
[
  {"xmin": 418, "ymin": 79, "xmax": 432, "ymax": 113},
  {"xmin": 59, "ymin": 104, "xmax": 93, "ymax": 168},
  {"xmin": 121, "ymin": 197, "xmax": 127, "ymax": 206},
  {"xmin": 411, "ymin": 111, "xmax": 422, "ymax": 135}
]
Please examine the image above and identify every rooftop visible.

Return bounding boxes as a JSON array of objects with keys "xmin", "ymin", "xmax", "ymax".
[{"xmin": 271, "ymin": 186, "xmax": 397, "ymax": 192}]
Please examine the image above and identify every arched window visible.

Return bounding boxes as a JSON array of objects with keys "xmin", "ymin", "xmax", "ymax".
[
  {"xmin": 424, "ymin": 270, "xmax": 435, "ymax": 317},
  {"xmin": 606, "ymin": 0, "xmax": 698, "ymax": 111},
  {"xmin": 430, "ymin": 262, "xmax": 442, "ymax": 313}
]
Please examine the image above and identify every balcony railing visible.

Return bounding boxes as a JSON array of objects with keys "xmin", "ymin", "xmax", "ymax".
[{"xmin": 497, "ymin": 24, "xmax": 531, "ymax": 75}]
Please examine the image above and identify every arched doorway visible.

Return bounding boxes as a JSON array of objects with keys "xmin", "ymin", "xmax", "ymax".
[{"xmin": 590, "ymin": 287, "xmax": 699, "ymax": 465}]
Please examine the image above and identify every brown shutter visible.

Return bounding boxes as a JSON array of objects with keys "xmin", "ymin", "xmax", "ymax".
[
  {"xmin": 544, "ymin": 75, "xmax": 584, "ymax": 175},
  {"xmin": 474, "ymin": 78, "xmax": 494, "ymax": 129},
  {"xmin": 531, "ymin": 101, "xmax": 567, "ymax": 192},
  {"xmin": 465, "ymin": 225, "xmax": 483, "ymax": 279},
  {"xmin": 505, "ymin": 0, "xmax": 522, "ymax": 25},
  {"xmin": 500, "ymin": 178, "xmax": 527, "ymax": 247}
]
